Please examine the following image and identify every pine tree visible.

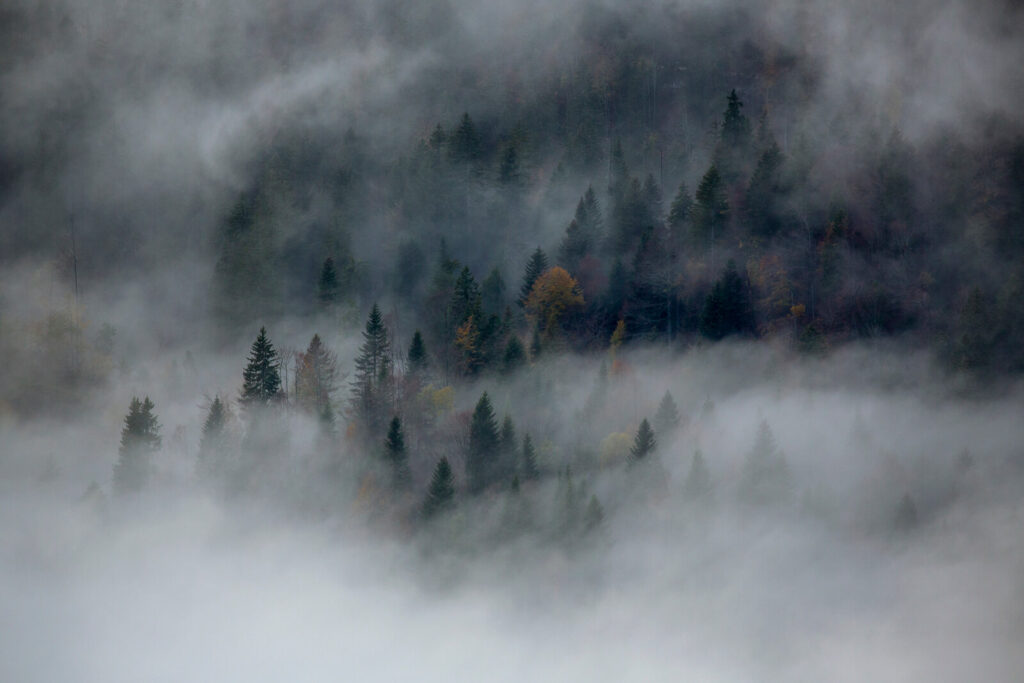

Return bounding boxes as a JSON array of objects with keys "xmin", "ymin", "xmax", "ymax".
[
  {"xmin": 422, "ymin": 457, "xmax": 456, "ymax": 518},
  {"xmin": 521, "ymin": 433, "xmax": 540, "ymax": 481},
  {"xmin": 499, "ymin": 415, "xmax": 517, "ymax": 484},
  {"xmin": 197, "ymin": 396, "xmax": 228, "ymax": 480},
  {"xmin": 498, "ymin": 145, "xmax": 522, "ymax": 185},
  {"xmin": 318, "ymin": 257, "xmax": 340, "ymax": 306},
  {"xmin": 451, "ymin": 266, "xmax": 482, "ymax": 327},
  {"xmin": 739, "ymin": 419, "xmax": 790, "ymax": 505},
  {"xmin": 407, "ymin": 330, "xmax": 428, "ymax": 373},
  {"xmin": 384, "ymin": 416, "xmax": 412, "ymax": 492},
  {"xmin": 692, "ymin": 165, "xmax": 728, "ymax": 249},
  {"xmin": 700, "ymin": 259, "xmax": 756, "ymax": 340},
  {"xmin": 481, "ymin": 268, "xmax": 506, "ymax": 316},
  {"xmin": 684, "ymin": 449, "xmax": 711, "ymax": 500},
  {"xmin": 466, "ymin": 392, "xmax": 500, "ymax": 493},
  {"xmin": 350, "ymin": 304, "xmax": 392, "ymax": 437},
  {"xmin": 667, "ymin": 181, "xmax": 692, "ymax": 252},
  {"xmin": 653, "ymin": 391, "xmax": 681, "ymax": 437},
  {"xmin": 518, "ymin": 247, "xmax": 549, "ymax": 307},
  {"xmin": 502, "ymin": 335, "xmax": 526, "ymax": 374},
  {"xmin": 449, "ymin": 112, "xmax": 482, "ymax": 164},
  {"xmin": 295, "ymin": 333, "xmax": 339, "ymax": 414},
  {"xmin": 720, "ymin": 90, "xmax": 751, "ymax": 150},
  {"xmin": 113, "ymin": 396, "xmax": 161, "ymax": 495},
  {"xmin": 745, "ymin": 142, "xmax": 785, "ymax": 238},
  {"xmin": 629, "ymin": 418, "xmax": 657, "ymax": 462},
  {"xmin": 240, "ymin": 327, "xmax": 282, "ymax": 409}
]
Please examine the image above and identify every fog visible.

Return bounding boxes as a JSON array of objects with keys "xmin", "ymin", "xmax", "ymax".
[{"xmin": 4, "ymin": 0, "xmax": 1024, "ymax": 680}]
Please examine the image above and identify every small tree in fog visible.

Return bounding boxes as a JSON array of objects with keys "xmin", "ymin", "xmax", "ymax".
[
  {"xmin": 739, "ymin": 419, "xmax": 791, "ymax": 505},
  {"xmin": 197, "ymin": 395, "xmax": 229, "ymax": 480},
  {"xmin": 502, "ymin": 335, "xmax": 526, "ymax": 374},
  {"xmin": 629, "ymin": 418, "xmax": 657, "ymax": 463},
  {"xmin": 422, "ymin": 457, "xmax": 455, "ymax": 518},
  {"xmin": 317, "ymin": 256, "xmax": 340, "ymax": 306},
  {"xmin": 350, "ymin": 304, "xmax": 392, "ymax": 438},
  {"xmin": 653, "ymin": 391, "xmax": 681, "ymax": 437},
  {"xmin": 295, "ymin": 333, "xmax": 340, "ymax": 415},
  {"xmin": 683, "ymin": 449, "xmax": 711, "ymax": 501},
  {"xmin": 384, "ymin": 416, "xmax": 412, "ymax": 492},
  {"xmin": 467, "ymin": 392, "xmax": 500, "ymax": 493},
  {"xmin": 240, "ymin": 327, "xmax": 282, "ymax": 409},
  {"xmin": 521, "ymin": 433, "xmax": 540, "ymax": 481},
  {"xmin": 498, "ymin": 415, "xmax": 517, "ymax": 484},
  {"xmin": 113, "ymin": 396, "xmax": 161, "ymax": 495},
  {"xmin": 407, "ymin": 330, "xmax": 428, "ymax": 374},
  {"xmin": 518, "ymin": 247, "xmax": 549, "ymax": 307}
]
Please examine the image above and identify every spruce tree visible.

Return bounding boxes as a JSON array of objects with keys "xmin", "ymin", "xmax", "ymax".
[
  {"xmin": 384, "ymin": 416, "xmax": 412, "ymax": 492},
  {"xmin": 350, "ymin": 304, "xmax": 392, "ymax": 437},
  {"xmin": 629, "ymin": 418, "xmax": 657, "ymax": 462},
  {"xmin": 502, "ymin": 335, "xmax": 526, "ymax": 374},
  {"xmin": 653, "ymin": 391, "xmax": 681, "ymax": 437},
  {"xmin": 499, "ymin": 415, "xmax": 517, "ymax": 484},
  {"xmin": 407, "ymin": 330, "xmax": 428, "ymax": 373},
  {"xmin": 240, "ymin": 327, "xmax": 282, "ymax": 409},
  {"xmin": 739, "ymin": 419, "xmax": 790, "ymax": 505},
  {"xmin": 295, "ymin": 333, "xmax": 339, "ymax": 414},
  {"xmin": 318, "ymin": 257, "xmax": 340, "ymax": 306},
  {"xmin": 481, "ymin": 268, "xmax": 506, "ymax": 316},
  {"xmin": 422, "ymin": 457, "xmax": 455, "ymax": 518},
  {"xmin": 518, "ymin": 247, "xmax": 549, "ymax": 307},
  {"xmin": 521, "ymin": 433, "xmax": 540, "ymax": 481},
  {"xmin": 451, "ymin": 266, "xmax": 482, "ymax": 327},
  {"xmin": 197, "ymin": 396, "xmax": 228, "ymax": 480},
  {"xmin": 692, "ymin": 165, "xmax": 728, "ymax": 249},
  {"xmin": 113, "ymin": 396, "xmax": 161, "ymax": 495},
  {"xmin": 466, "ymin": 392, "xmax": 500, "ymax": 493},
  {"xmin": 745, "ymin": 142, "xmax": 785, "ymax": 238},
  {"xmin": 449, "ymin": 112, "xmax": 482, "ymax": 164},
  {"xmin": 684, "ymin": 449, "xmax": 711, "ymax": 500},
  {"xmin": 700, "ymin": 259, "xmax": 755, "ymax": 340}
]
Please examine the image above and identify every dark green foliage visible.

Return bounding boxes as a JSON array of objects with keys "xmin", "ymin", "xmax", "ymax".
[
  {"xmin": 498, "ymin": 145, "xmax": 522, "ymax": 185},
  {"xmin": 449, "ymin": 112, "xmax": 482, "ymax": 164},
  {"xmin": 744, "ymin": 142, "xmax": 786, "ymax": 238},
  {"xmin": 481, "ymin": 268, "xmax": 506, "ymax": 316},
  {"xmin": 451, "ymin": 267, "xmax": 482, "ymax": 327},
  {"xmin": 716, "ymin": 89, "xmax": 751, "ymax": 181},
  {"xmin": 385, "ymin": 416, "xmax": 412, "ymax": 492},
  {"xmin": 317, "ymin": 257, "xmax": 339, "ymax": 306},
  {"xmin": 521, "ymin": 433, "xmax": 540, "ymax": 481},
  {"xmin": 422, "ymin": 457, "xmax": 455, "ymax": 518},
  {"xmin": 561, "ymin": 186, "xmax": 604, "ymax": 271},
  {"xmin": 502, "ymin": 335, "xmax": 526, "ymax": 374},
  {"xmin": 499, "ymin": 414, "xmax": 517, "ymax": 483},
  {"xmin": 700, "ymin": 260, "xmax": 755, "ymax": 340},
  {"xmin": 653, "ymin": 391, "xmax": 681, "ymax": 437},
  {"xmin": 197, "ymin": 396, "xmax": 228, "ymax": 479},
  {"xmin": 407, "ymin": 330, "xmax": 428, "ymax": 373},
  {"xmin": 113, "ymin": 396, "xmax": 161, "ymax": 495},
  {"xmin": 518, "ymin": 247, "xmax": 549, "ymax": 307},
  {"xmin": 467, "ymin": 392, "xmax": 500, "ymax": 493},
  {"xmin": 667, "ymin": 181, "xmax": 692, "ymax": 247},
  {"xmin": 629, "ymin": 418, "xmax": 656, "ymax": 462},
  {"xmin": 692, "ymin": 165, "xmax": 728, "ymax": 248},
  {"xmin": 240, "ymin": 327, "xmax": 282, "ymax": 409},
  {"xmin": 350, "ymin": 304, "xmax": 392, "ymax": 437},
  {"xmin": 683, "ymin": 449, "xmax": 711, "ymax": 500}
]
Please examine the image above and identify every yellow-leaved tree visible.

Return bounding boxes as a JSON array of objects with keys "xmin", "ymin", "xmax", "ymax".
[{"xmin": 525, "ymin": 267, "xmax": 585, "ymax": 337}]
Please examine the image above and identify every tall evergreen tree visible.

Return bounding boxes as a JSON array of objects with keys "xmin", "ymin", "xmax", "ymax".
[
  {"xmin": 422, "ymin": 457, "xmax": 456, "ymax": 518},
  {"xmin": 744, "ymin": 142, "xmax": 786, "ymax": 238},
  {"xmin": 317, "ymin": 257, "xmax": 340, "ymax": 306},
  {"xmin": 518, "ymin": 247, "xmax": 549, "ymax": 307},
  {"xmin": 113, "ymin": 396, "xmax": 161, "ymax": 495},
  {"xmin": 481, "ymin": 268, "xmax": 506, "ymax": 316},
  {"xmin": 499, "ymin": 415, "xmax": 517, "ymax": 484},
  {"xmin": 451, "ymin": 266, "xmax": 482, "ymax": 326},
  {"xmin": 502, "ymin": 335, "xmax": 526, "ymax": 374},
  {"xmin": 684, "ymin": 449, "xmax": 712, "ymax": 500},
  {"xmin": 692, "ymin": 165, "xmax": 728, "ymax": 249},
  {"xmin": 240, "ymin": 327, "xmax": 282, "ymax": 409},
  {"xmin": 384, "ymin": 416, "xmax": 412, "ymax": 492},
  {"xmin": 197, "ymin": 395, "xmax": 228, "ymax": 480},
  {"xmin": 295, "ymin": 333, "xmax": 339, "ymax": 414},
  {"xmin": 466, "ymin": 392, "xmax": 500, "ymax": 493},
  {"xmin": 521, "ymin": 433, "xmax": 540, "ymax": 481},
  {"xmin": 629, "ymin": 418, "xmax": 657, "ymax": 462},
  {"xmin": 350, "ymin": 304, "xmax": 392, "ymax": 437},
  {"xmin": 739, "ymin": 419, "xmax": 790, "ymax": 505},
  {"xmin": 407, "ymin": 330, "xmax": 428, "ymax": 373},
  {"xmin": 700, "ymin": 259, "xmax": 756, "ymax": 340},
  {"xmin": 653, "ymin": 391, "xmax": 681, "ymax": 437},
  {"xmin": 449, "ymin": 112, "xmax": 482, "ymax": 164}
]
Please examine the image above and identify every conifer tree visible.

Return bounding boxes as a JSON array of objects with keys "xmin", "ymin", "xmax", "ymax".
[
  {"xmin": 629, "ymin": 418, "xmax": 657, "ymax": 462},
  {"xmin": 584, "ymin": 495, "xmax": 605, "ymax": 532},
  {"xmin": 499, "ymin": 415, "xmax": 517, "ymax": 483},
  {"xmin": 700, "ymin": 259, "xmax": 755, "ymax": 340},
  {"xmin": 407, "ymin": 330, "xmax": 428, "ymax": 373},
  {"xmin": 318, "ymin": 257, "xmax": 340, "ymax": 306},
  {"xmin": 451, "ymin": 266, "xmax": 482, "ymax": 327},
  {"xmin": 529, "ymin": 327, "xmax": 542, "ymax": 360},
  {"xmin": 518, "ymin": 247, "xmax": 549, "ymax": 307},
  {"xmin": 745, "ymin": 142, "xmax": 786, "ymax": 238},
  {"xmin": 113, "ymin": 396, "xmax": 161, "ymax": 495},
  {"xmin": 502, "ymin": 335, "xmax": 526, "ymax": 374},
  {"xmin": 653, "ymin": 391, "xmax": 681, "ymax": 437},
  {"xmin": 692, "ymin": 165, "xmax": 728, "ymax": 249},
  {"xmin": 295, "ymin": 333, "xmax": 339, "ymax": 415},
  {"xmin": 481, "ymin": 268, "xmax": 506, "ymax": 316},
  {"xmin": 521, "ymin": 433, "xmax": 540, "ymax": 481},
  {"xmin": 384, "ymin": 416, "xmax": 412, "ymax": 492},
  {"xmin": 197, "ymin": 395, "xmax": 228, "ymax": 480},
  {"xmin": 350, "ymin": 304, "xmax": 392, "ymax": 437},
  {"xmin": 240, "ymin": 327, "xmax": 282, "ymax": 409},
  {"xmin": 498, "ymin": 145, "xmax": 522, "ymax": 185},
  {"xmin": 466, "ymin": 392, "xmax": 500, "ymax": 493},
  {"xmin": 739, "ymin": 419, "xmax": 790, "ymax": 505},
  {"xmin": 422, "ymin": 457, "xmax": 455, "ymax": 518},
  {"xmin": 449, "ymin": 112, "xmax": 482, "ymax": 164}
]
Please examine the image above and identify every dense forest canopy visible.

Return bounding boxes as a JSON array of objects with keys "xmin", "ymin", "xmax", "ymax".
[{"xmin": 2, "ymin": 1, "xmax": 1024, "ymax": 680}]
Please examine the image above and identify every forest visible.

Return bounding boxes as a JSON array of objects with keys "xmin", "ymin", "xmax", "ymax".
[{"xmin": 2, "ymin": 0, "xmax": 1024, "ymax": 680}]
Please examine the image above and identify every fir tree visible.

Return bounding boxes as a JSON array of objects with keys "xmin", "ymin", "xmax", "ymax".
[
  {"xmin": 384, "ymin": 416, "xmax": 412, "ymax": 492},
  {"xmin": 502, "ymin": 335, "xmax": 526, "ymax": 374},
  {"xmin": 739, "ymin": 419, "xmax": 790, "ymax": 505},
  {"xmin": 451, "ymin": 266, "xmax": 482, "ymax": 327},
  {"xmin": 318, "ymin": 257, "xmax": 340, "ymax": 306},
  {"xmin": 113, "ymin": 396, "xmax": 161, "ymax": 495},
  {"xmin": 498, "ymin": 144, "xmax": 522, "ymax": 185},
  {"xmin": 692, "ymin": 165, "xmax": 728, "ymax": 249},
  {"xmin": 745, "ymin": 142, "xmax": 786, "ymax": 238},
  {"xmin": 653, "ymin": 391, "xmax": 681, "ymax": 437},
  {"xmin": 350, "ymin": 304, "xmax": 392, "ymax": 437},
  {"xmin": 240, "ymin": 327, "xmax": 282, "ymax": 409},
  {"xmin": 407, "ymin": 330, "xmax": 428, "ymax": 373},
  {"xmin": 481, "ymin": 268, "xmax": 506, "ymax": 316},
  {"xmin": 197, "ymin": 396, "xmax": 228, "ymax": 480},
  {"xmin": 499, "ymin": 414, "xmax": 517, "ymax": 483},
  {"xmin": 295, "ymin": 333, "xmax": 339, "ymax": 414},
  {"xmin": 422, "ymin": 457, "xmax": 456, "ymax": 518},
  {"xmin": 521, "ymin": 433, "xmax": 540, "ymax": 481},
  {"xmin": 466, "ymin": 392, "xmax": 500, "ymax": 493},
  {"xmin": 700, "ymin": 259, "xmax": 756, "ymax": 340},
  {"xmin": 629, "ymin": 418, "xmax": 657, "ymax": 462},
  {"xmin": 518, "ymin": 247, "xmax": 549, "ymax": 307},
  {"xmin": 449, "ymin": 112, "xmax": 482, "ymax": 164}
]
